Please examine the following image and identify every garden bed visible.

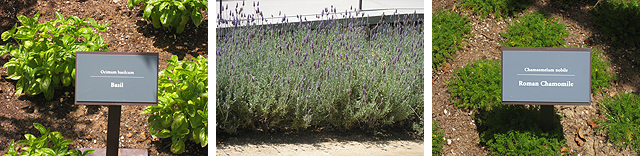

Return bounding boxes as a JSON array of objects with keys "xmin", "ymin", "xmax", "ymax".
[
  {"xmin": 216, "ymin": 1, "xmax": 424, "ymax": 155},
  {"xmin": 433, "ymin": 0, "xmax": 639, "ymax": 155},
  {"xmin": 0, "ymin": 0, "xmax": 207, "ymax": 155}
]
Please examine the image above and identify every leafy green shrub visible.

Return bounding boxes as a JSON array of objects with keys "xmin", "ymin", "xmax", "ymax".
[
  {"xmin": 598, "ymin": 93, "xmax": 640, "ymax": 153},
  {"xmin": 481, "ymin": 105, "xmax": 567, "ymax": 155},
  {"xmin": 0, "ymin": 12, "xmax": 110, "ymax": 100},
  {"xmin": 127, "ymin": 0, "xmax": 207, "ymax": 34},
  {"xmin": 432, "ymin": 9, "xmax": 472, "ymax": 70},
  {"xmin": 3, "ymin": 123, "xmax": 94, "ymax": 156},
  {"xmin": 591, "ymin": 0, "xmax": 640, "ymax": 47},
  {"xmin": 447, "ymin": 59, "xmax": 501, "ymax": 111},
  {"xmin": 216, "ymin": 6, "xmax": 423, "ymax": 134},
  {"xmin": 591, "ymin": 48, "xmax": 617, "ymax": 94},
  {"xmin": 501, "ymin": 12, "xmax": 569, "ymax": 47},
  {"xmin": 432, "ymin": 120, "xmax": 445, "ymax": 155},
  {"xmin": 143, "ymin": 55, "xmax": 208, "ymax": 154},
  {"xmin": 458, "ymin": 0, "xmax": 532, "ymax": 19}
]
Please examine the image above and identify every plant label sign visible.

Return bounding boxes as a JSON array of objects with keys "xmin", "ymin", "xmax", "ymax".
[
  {"xmin": 501, "ymin": 47, "xmax": 591, "ymax": 105},
  {"xmin": 75, "ymin": 52, "xmax": 158, "ymax": 105}
]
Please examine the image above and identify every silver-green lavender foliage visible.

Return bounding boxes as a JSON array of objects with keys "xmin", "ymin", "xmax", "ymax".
[{"xmin": 216, "ymin": 4, "xmax": 423, "ymax": 134}]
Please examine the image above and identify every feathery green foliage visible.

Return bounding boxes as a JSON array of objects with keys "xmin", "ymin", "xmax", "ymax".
[
  {"xmin": 598, "ymin": 93, "xmax": 640, "ymax": 153},
  {"xmin": 447, "ymin": 59, "xmax": 501, "ymax": 111},
  {"xmin": 501, "ymin": 12, "xmax": 568, "ymax": 47},
  {"xmin": 433, "ymin": 9, "xmax": 472, "ymax": 70}
]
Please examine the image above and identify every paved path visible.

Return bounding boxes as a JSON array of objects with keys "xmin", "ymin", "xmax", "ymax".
[{"xmin": 217, "ymin": 140, "xmax": 424, "ymax": 156}]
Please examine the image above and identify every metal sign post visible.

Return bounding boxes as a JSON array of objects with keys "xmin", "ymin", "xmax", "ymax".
[{"xmin": 75, "ymin": 52, "xmax": 158, "ymax": 156}]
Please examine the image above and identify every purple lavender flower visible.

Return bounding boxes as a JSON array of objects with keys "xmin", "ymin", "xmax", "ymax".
[
  {"xmin": 382, "ymin": 65, "xmax": 386, "ymax": 74},
  {"xmin": 326, "ymin": 68, "xmax": 330, "ymax": 76}
]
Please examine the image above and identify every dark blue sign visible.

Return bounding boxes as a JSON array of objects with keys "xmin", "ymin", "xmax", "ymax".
[
  {"xmin": 75, "ymin": 52, "xmax": 158, "ymax": 105},
  {"xmin": 502, "ymin": 47, "xmax": 591, "ymax": 105}
]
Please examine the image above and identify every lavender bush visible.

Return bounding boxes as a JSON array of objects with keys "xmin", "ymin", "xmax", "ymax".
[{"xmin": 216, "ymin": 2, "xmax": 423, "ymax": 134}]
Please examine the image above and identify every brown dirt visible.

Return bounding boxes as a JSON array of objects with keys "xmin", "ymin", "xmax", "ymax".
[
  {"xmin": 0, "ymin": 0, "xmax": 207, "ymax": 155},
  {"xmin": 433, "ymin": 0, "xmax": 639, "ymax": 155}
]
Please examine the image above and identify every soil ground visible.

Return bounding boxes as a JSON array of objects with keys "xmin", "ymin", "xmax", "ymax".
[
  {"xmin": 433, "ymin": 0, "xmax": 639, "ymax": 155},
  {"xmin": 0, "ymin": 0, "xmax": 207, "ymax": 155}
]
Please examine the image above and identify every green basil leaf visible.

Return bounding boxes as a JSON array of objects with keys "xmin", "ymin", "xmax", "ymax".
[
  {"xmin": 175, "ymin": 126, "xmax": 189, "ymax": 136},
  {"xmin": 171, "ymin": 113, "xmax": 186, "ymax": 131},
  {"xmin": 44, "ymin": 86, "xmax": 54, "ymax": 100},
  {"xmin": 1, "ymin": 24, "xmax": 17, "ymax": 41},
  {"xmin": 78, "ymin": 27, "xmax": 93, "ymax": 35},
  {"xmin": 24, "ymin": 134, "xmax": 37, "ymax": 141},
  {"xmin": 33, "ymin": 123, "xmax": 47, "ymax": 136},
  {"xmin": 16, "ymin": 14, "xmax": 30, "ymax": 26},
  {"xmin": 160, "ymin": 9, "xmax": 171, "ymax": 27},
  {"xmin": 152, "ymin": 13, "xmax": 162, "ymax": 29},
  {"xmin": 49, "ymin": 131, "xmax": 62, "ymax": 145},
  {"xmin": 83, "ymin": 149, "xmax": 96, "ymax": 156},
  {"xmin": 12, "ymin": 79, "xmax": 23, "ymax": 96},
  {"xmin": 160, "ymin": 113, "xmax": 173, "ymax": 129},
  {"xmin": 170, "ymin": 139, "xmax": 185, "ymax": 154},
  {"xmin": 4, "ymin": 140, "xmax": 17, "ymax": 156},
  {"xmin": 156, "ymin": 129, "xmax": 172, "ymax": 138},
  {"xmin": 190, "ymin": 113, "xmax": 203, "ymax": 128},
  {"xmin": 149, "ymin": 117, "xmax": 160, "ymax": 136},
  {"xmin": 62, "ymin": 76, "xmax": 71, "ymax": 87},
  {"xmin": 159, "ymin": 1, "xmax": 169, "ymax": 11},
  {"xmin": 60, "ymin": 140, "xmax": 74, "ymax": 147},
  {"xmin": 199, "ymin": 127, "xmax": 207, "ymax": 147},
  {"xmin": 16, "ymin": 140, "xmax": 29, "ymax": 145},
  {"xmin": 176, "ymin": 1, "xmax": 186, "ymax": 11},
  {"xmin": 143, "ymin": 4, "xmax": 154, "ymax": 19},
  {"xmin": 39, "ymin": 148, "xmax": 56, "ymax": 155},
  {"xmin": 191, "ymin": 9, "xmax": 203, "ymax": 27},
  {"xmin": 55, "ymin": 12, "xmax": 64, "ymax": 22}
]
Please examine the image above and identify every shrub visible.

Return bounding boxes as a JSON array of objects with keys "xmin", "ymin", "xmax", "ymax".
[
  {"xmin": 591, "ymin": 0, "xmax": 640, "ymax": 47},
  {"xmin": 598, "ymin": 93, "xmax": 640, "ymax": 153},
  {"xmin": 591, "ymin": 48, "xmax": 617, "ymax": 94},
  {"xmin": 216, "ymin": 5, "xmax": 423, "ymax": 134},
  {"xmin": 142, "ymin": 55, "xmax": 208, "ymax": 154},
  {"xmin": 0, "ymin": 12, "xmax": 110, "ymax": 100},
  {"xmin": 432, "ymin": 120, "xmax": 445, "ymax": 155},
  {"xmin": 3, "ymin": 123, "xmax": 94, "ymax": 156},
  {"xmin": 447, "ymin": 59, "xmax": 501, "ymax": 111},
  {"xmin": 432, "ymin": 9, "xmax": 472, "ymax": 70},
  {"xmin": 481, "ymin": 105, "xmax": 567, "ymax": 155},
  {"xmin": 458, "ymin": 0, "xmax": 532, "ymax": 19},
  {"xmin": 127, "ymin": 0, "xmax": 207, "ymax": 33},
  {"xmin": 500, "ymin": 12, "xmax": 569, "ymax": 47}
]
